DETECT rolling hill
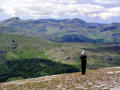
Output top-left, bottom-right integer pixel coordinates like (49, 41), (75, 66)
(0, 17), (120, 82)
(0, 33), (120, 82)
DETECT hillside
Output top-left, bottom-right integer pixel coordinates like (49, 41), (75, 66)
(0, 33), (120, 83)
(0, 17), (120, 42)
(0, 58), (79, 82)
(0, 33), (60, 60)
(0, 67), (120, 90)
(0, 33), (120, 67)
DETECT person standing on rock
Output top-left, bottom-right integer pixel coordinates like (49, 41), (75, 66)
(80, 50), (87, 75)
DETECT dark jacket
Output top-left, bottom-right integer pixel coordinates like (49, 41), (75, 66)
(80, 55), (87, 75)
(80, 55), (87, 64)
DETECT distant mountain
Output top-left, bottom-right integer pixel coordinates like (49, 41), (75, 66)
(0, 17), (120, 42)
(100, 23), (120, 32)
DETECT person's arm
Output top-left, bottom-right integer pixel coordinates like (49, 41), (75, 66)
(85, 55), (87, 64)
(80, 55), (82, 59)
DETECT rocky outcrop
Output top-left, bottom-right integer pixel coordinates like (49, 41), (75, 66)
(0, 50), (6, 60)
(11, 40), (18, 49)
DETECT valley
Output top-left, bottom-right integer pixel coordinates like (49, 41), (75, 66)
(0, 33), (120, 83)
(0, 17), (120, 84)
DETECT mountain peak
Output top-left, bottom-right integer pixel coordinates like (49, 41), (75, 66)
(4, 17), (20, 22)
(72, 18), (86, 23)
(12, 17), (20, 20)
(3, 17), (20, 25)
(7, 17), (20, 21)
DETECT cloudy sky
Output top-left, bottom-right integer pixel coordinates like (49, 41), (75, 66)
(0, 0), (120, 23)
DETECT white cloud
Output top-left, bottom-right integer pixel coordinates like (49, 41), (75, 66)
(0, 0), (120, 21)
(93, 0), (120, 4)
(0, 0), (105, 19)
(90, 7), (120, 20)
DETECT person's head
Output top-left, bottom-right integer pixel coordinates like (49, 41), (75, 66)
(81, 50), (86, 55)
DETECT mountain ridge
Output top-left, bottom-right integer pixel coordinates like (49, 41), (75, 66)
(0, 17), (120, 43)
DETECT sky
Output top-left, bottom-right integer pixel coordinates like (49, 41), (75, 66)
(0, 0), (120, 23)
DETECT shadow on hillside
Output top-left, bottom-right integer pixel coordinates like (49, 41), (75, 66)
(0, 58), (80, 82)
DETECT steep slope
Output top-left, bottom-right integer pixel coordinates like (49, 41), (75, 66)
(0, 67), (120, 90)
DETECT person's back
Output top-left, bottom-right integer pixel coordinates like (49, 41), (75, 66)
(80, 51), (87, 75)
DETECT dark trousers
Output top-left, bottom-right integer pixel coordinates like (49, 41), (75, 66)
(81, 62), (86, 75)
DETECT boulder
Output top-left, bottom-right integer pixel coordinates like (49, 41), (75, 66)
(65, 57), (71, 60)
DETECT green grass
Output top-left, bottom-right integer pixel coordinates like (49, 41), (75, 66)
(0, 33), (120, 82)
(0, 58), (79, 82)
(0, 33), (60, 60)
